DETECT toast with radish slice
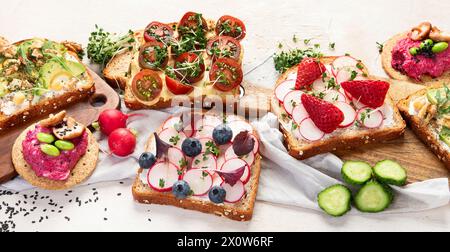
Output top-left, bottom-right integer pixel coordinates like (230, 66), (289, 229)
(271, 55), (406, 160)
(397, 84), (450, 170)
(132, 111), (261, 221)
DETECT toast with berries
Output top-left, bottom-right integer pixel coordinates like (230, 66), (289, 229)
(271, 56), (406, 160)
(132, 111), (261, 221)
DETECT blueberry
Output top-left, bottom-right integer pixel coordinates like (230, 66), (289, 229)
(208, 186), (226, 204)
(213, 124), (233, 145)
(181, 138), (202, 157)
(138, 152), (156, 169)
(172, 180), (191, 199)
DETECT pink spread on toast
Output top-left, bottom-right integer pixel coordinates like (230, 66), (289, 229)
(22, 125), (88, 181)
(391, 37), (450, 80)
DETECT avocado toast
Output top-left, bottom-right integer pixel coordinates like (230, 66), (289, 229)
(0, 38), (95, 133)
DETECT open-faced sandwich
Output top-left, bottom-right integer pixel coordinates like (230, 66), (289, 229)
(12, 111), (99, 190)
(0, 37), (95, 133)
(271, 55), (406, 160)
(398, 84), (450, 170)
(132, 110), (261, 221)
(382, 22), (450, 85)
(101, 12), (246, 110)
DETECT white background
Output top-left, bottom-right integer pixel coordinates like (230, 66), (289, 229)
(0, 0), (449, 231)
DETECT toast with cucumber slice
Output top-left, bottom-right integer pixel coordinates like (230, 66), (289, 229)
(271, 55), (406, 160)
(397, 84), (450, 170)
(0, 38), (95, 133)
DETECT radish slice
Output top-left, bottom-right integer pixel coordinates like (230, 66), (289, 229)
(216, 156), (227, 172)
(283, 90), (303, 115)
(228, 120), (254, 140)
(275, 79), (296, 103)
(357, 108), (384, 128)
(192, 153), (217, 170)
(352, 98), (366, 110)
(167, 147), (186, 167)
(286, 72), (298, 81)
(325, 64), (335, 77)
(334, 102), (357, 128)
(199, 115), (222, 129)
(221, 181), (245, 203)
(162, 116), (182, 130)
(292, 105), (309, 125)
(182, 169), (213, 196)
(158, 128), (186, 148)
(299, 118), (325, 141)
(291, 127), (306, 141)
(198, 137), (214, 151)
(323, 90), (346, 104)
(221, 158), (251, 184)
(183, 124), (196, 138)
(224, 146), (255, 166)
(312, 79), (327, 92)
(332, 56), (359, 75)
(147, 162), (180, 192)
(336, 67), (364, 84)
(194, 125), (215, 138)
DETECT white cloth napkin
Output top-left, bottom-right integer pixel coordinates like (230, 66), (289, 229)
(3, 109), (449, 214)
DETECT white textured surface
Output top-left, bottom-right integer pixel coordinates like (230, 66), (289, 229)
(0, 0), (449, 232)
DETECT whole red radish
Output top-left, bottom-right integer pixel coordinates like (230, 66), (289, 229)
(98, 109), (143, 136)
(108, 128), (137, 157)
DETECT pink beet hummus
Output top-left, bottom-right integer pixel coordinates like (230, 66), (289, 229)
(391, 37), (450, 80)
(22, 125), (88, 181)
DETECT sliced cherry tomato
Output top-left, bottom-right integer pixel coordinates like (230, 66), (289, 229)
(215, 15), (246, 40)
(165, 75), (194, 95)
(209, 58), (243, 92)
(139, 41), (169, 70)
(144, 21), (174, 43)
(131, 69), (163, 102)
(178, 12), (207, 35)
(174, 52), (205, 84)
(206, 36), (241, 61)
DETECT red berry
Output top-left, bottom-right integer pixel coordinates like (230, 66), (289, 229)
(301, 94), (344, 133)
(295, 58), (326, 90)
(341, 80), (390, 108)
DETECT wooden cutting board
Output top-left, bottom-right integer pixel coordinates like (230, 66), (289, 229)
(0, 69), (121, 184)
(240, 78), (450, 185)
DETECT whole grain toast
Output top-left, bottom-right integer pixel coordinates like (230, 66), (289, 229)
(0, 39), (95, 134)
(12, 123), (99, 190)
(397, 84), (450, 170)
(271, 56), (406, 160)
(103, 19), (244, 111)
(381, 32), (450, 86)
(132, 112), (262, 221)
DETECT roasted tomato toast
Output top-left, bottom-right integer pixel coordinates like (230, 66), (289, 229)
(101, 12), (247, 110)
(271, 55), (406, 160)
(132, 110), (261, 221)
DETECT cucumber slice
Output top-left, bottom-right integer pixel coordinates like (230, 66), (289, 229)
(373, 160), (407, 186)
(341, 161), (373, 185)
(317, 184), (352, 217)
(354, 181), (393, 213)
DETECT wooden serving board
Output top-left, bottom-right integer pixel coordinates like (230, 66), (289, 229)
(240, 78), (450, 185)
(0, 69), (121, 184)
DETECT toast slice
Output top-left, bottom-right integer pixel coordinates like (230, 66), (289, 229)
(132, 112), (262, 221)
(271, 56), (406, 160)
(103, 18), (244, 111)
(0, 38), (95, 134)
(397, 84), (450, 170)
(381, 32), (450, 86)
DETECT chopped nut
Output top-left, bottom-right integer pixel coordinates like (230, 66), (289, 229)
(429, 26), (450, 42)
(410, 22), (432, 41)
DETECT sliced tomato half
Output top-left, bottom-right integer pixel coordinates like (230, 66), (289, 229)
(178, 12), (207, 35)
(138, 41), (168, 70)
(209, 58), (243, 92)
(165, 75), (194, 95)
(206, 36), (241, 61)
(215, 15), (246, 40)
(173, 52), (205, 84)
(144, 21), (174, 43)
(131, 69), (163, 102)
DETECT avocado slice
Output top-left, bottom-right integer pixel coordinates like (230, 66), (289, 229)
(38, 59), (86, 92)
(439, 126), (450, 147)
(427, 88), (446, 105)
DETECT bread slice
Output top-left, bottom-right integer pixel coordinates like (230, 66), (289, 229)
(381, 32), (450, 85)
(271, 56), (406, 160)
(0, 39), (95, 134)
(11, 124), (99, 190)
(132, 113), (262, 221)
(103, 19), (244, 111)
(397, 85), (450, 170)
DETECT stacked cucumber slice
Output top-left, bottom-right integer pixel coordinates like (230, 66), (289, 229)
(318, 160), (407, 217)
